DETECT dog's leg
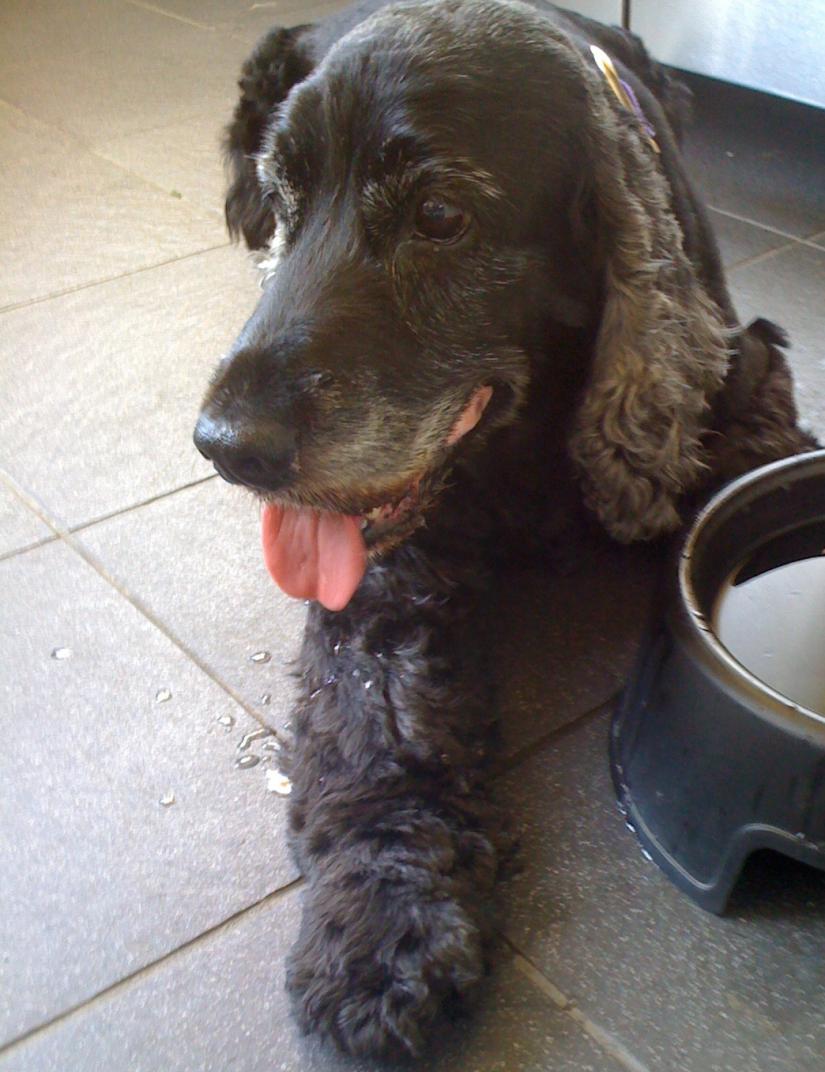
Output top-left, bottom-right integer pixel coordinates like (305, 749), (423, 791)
(283, 544), (507, 1059)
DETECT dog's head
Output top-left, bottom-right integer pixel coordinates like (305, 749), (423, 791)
(195, 0), (729, 608)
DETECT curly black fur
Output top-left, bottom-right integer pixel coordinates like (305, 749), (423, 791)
(197, 0), (817, 1059)
(284, 543), (508, 1059)
(224, 25), (315, 248)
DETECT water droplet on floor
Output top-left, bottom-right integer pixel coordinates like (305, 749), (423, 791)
(155, 688), (172, 704)
(262, 740), (282, 753)
(237, 727), (271, 752)
(333, 641), (341, 655)
(266, 770), (292, 795)
(216, 714), (235, 731)
(51, 647), (72, 660)
(260, 693), (271, 705)
(250, 650), (271, 664)
(236, 754), (260, 770)
(159, 790), (176, 807)
(364, 680), (373, 690)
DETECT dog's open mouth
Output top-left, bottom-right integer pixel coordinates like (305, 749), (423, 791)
(261, 386), (493, 611)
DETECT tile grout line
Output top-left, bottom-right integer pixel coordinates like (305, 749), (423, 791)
(0, 877), (305, 1058)
(1, 93), (226, 219)
(81, 110), (217, 143)
(725, 237), (804, 275)
(0, 468), (64, 536)
(708, 205), (825, 264)
(2, 879), (646, 1071)
(0, 468), (216, 542)
(82, 112), (228, 217)
(67, 474), (218, 535)
(90, 138), (226, 218)
(496, 711), (655, 1071)
(707, 203), (802, 242)
(225, 0), (358, 42)
(0, 467), (282, 741)
(123, 0), (216, 31)
(0, 467), (64, 560)
(0, 243), (232, 316)
(0, 534), (59, 564)
(65, 531), (287, 740)
(506, 940), (651, 1072)
(494, 696), (616, 780)
(91, 156), (225, 222)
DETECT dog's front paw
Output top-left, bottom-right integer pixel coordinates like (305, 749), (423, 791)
(286, 879), (485, 1060)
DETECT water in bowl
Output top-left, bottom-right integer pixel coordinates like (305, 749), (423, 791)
(713, 525), (825, 716)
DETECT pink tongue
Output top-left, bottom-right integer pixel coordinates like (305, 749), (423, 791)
(261, 504), (367, 611)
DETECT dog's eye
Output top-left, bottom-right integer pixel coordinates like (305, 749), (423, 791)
(413, 198), (468, 243)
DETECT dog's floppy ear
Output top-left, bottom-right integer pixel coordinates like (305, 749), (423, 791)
(567, 61), (731, 542)
(224, 26), (315, 250)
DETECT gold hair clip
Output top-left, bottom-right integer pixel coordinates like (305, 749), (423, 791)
(590, 44), (661, 153)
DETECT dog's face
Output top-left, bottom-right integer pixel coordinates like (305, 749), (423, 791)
(195, 4), (597, 555)
(195, 0), (730, 606)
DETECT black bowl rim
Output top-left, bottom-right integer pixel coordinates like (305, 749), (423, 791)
(677, 448), (825, 735)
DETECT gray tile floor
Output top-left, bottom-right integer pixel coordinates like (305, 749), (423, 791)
(1, 3), (824, 1070)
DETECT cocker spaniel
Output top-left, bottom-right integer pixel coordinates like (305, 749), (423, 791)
(194, 0), (815, 1058)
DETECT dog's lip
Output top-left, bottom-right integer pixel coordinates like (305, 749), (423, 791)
(257, 383), (495, 545)
(358, 476), (426, 544)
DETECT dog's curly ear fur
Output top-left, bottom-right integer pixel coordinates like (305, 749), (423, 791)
(566, 66), (731, 542)
(224, 25), (315, 250)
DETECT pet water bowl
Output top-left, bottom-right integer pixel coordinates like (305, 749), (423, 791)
(612, 449), (825, 912)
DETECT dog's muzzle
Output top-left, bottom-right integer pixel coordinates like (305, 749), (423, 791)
(194, 384), (493, 612)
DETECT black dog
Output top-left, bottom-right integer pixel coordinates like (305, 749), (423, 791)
(194, 0), (814, 1058)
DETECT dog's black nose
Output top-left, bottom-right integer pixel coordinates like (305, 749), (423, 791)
(193, 412), (297, 490)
